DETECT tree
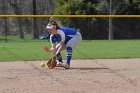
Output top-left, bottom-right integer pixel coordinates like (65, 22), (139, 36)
(8, 0), (24, 39)
(36, 0), (55, 35)
(54, 0), (98, 40)
(97, 0), (140, 39)
(32, 0), (55, 39)
(125, 0), (140, 14)
(0, 0), (139, 40)
(1, 0), (9, 42)
(96, 0), (127, 40)
(109, 0), (113, 40)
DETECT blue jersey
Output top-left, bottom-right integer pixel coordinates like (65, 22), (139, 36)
(50, 27), (77, 44)
(59, 27), (77, 36)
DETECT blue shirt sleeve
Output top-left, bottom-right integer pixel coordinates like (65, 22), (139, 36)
(50, 34), (62, 44)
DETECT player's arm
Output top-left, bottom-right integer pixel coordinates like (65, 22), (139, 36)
(44, 35), (56, 53)
(57, 30), (65, 46)
(50, 43), (56, 52)
(49, 34), (57, 52)
(54, 30), (66, 55)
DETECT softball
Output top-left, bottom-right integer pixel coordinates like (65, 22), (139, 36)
(40, 63), (45, 68)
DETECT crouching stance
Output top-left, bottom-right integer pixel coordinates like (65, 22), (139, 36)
(46, 20), (82, 69)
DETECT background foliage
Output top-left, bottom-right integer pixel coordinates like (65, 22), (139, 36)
(0, 0), (140, 40)
(54, 0), (140, 40)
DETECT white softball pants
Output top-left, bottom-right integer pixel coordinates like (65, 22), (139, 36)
(66, 32), (82, 48)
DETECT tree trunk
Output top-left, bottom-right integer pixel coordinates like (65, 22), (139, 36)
(2, 1), (9, 42)
(4, 18), (8, 42)
(33, 0), (39, 39)
(109, 0), (113, 40)
(109, 18), (113, 40)
(17, 18), (24, 39)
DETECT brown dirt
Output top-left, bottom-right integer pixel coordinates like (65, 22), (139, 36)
(0, 59), (140, 93)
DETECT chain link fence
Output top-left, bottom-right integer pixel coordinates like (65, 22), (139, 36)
(0, 16), (140, 42)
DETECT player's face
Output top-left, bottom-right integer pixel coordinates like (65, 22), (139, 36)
(47, 28), (57, 34)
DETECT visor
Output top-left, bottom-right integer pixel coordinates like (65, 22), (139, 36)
(46, 24), (55, 29)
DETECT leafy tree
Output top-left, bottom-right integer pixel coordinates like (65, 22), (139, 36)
(0, 0), (140, 40)
(54, 0), (98, 40)
(54, 0), (140, 40)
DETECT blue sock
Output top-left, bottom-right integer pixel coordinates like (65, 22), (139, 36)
(56, 53), (63, 63)
(66, 47), (72, 65)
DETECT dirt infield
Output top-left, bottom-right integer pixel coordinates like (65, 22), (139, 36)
(0, 59), (140, 93)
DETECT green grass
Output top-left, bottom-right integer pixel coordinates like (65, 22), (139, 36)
(0, 39), (140, 61)
(73, 40), (140, 59)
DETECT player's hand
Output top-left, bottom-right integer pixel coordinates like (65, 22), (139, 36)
(44, 46), (51, 52)
(44, 46), (53, 53)
(60, 42), (65, 46)
(50, 48), (56, 52)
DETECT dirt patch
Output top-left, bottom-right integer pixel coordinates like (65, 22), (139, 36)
(0, 59), (140, 93)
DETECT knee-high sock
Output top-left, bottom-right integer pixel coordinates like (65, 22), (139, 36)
(66, 47), (72, 65)
(56, 53), (63, 63)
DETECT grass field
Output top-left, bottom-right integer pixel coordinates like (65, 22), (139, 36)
(0, 39), (140, 61)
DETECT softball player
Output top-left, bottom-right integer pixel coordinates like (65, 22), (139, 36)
(46, 20), (82, 69)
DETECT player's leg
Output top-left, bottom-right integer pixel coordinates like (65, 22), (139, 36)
(64, 32), (82, 69)
(55, 44), (66, 66)
(55, 44), (63, 63)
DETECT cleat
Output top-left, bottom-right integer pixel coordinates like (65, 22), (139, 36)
(56, 62), (64, 67)
(63, 63), (70, 69)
